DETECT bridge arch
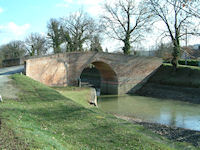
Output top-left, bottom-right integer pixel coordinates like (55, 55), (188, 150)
(79, 61), (119, 94)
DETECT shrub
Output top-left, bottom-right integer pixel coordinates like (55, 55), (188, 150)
(163, 59), (200, 67)
(179, 59), (199, 66)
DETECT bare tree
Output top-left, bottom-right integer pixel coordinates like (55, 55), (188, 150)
(101, 0), (152, 55)
(61, 11), (101, 52)
(179, 0), (200, 19)
(25, 33), (48, 56)
(147, 0), (200, 69)
(47, 18), (64, 54)
(0, 40), (25, 59)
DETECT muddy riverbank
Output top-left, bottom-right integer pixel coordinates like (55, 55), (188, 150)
(136, 83), (200, 104)
(136, 64), (200, 104)
(132, 65), (200, 146)
(116, 115), (200, 147)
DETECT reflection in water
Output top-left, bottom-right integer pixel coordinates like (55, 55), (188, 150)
(98, 95), (200, 131)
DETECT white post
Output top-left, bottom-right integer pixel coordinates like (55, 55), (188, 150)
(90, 88), (98, 107)
(0, 95), (3, 102)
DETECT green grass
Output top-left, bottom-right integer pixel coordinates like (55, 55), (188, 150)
(0, 74), (197, 149)
(54, 86), (92, 108)
(149, 64), (200, 88)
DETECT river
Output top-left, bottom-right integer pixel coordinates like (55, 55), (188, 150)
(98, 95), (200, 131)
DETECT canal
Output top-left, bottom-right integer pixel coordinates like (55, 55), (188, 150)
(98, 95), (200, 131)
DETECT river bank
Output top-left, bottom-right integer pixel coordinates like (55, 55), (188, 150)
(1, 74), (186, 149)
(136, 64), (200, 104)
(136, 83), (200, 104)
(131, 64), (200, 146)
(115, 115), (200, 147)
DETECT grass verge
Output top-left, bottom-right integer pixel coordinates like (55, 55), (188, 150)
(0, 74), (197, 149)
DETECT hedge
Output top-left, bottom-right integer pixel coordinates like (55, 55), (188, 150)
(163, 59), (200, 67)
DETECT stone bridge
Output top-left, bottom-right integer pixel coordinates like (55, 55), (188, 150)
(25, 52), (162, 95)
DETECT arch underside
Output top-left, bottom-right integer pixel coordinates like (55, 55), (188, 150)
(81, 61), (118, 95)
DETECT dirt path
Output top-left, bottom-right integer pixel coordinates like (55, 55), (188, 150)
(0, 66), (24, 99)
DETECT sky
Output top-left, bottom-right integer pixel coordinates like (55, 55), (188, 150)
(0, 0), (199, 52)
(0, 0), (102, 43)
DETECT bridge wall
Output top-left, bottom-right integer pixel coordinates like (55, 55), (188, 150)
(25, 52), (162, 95)
(25, 55), (67, 86)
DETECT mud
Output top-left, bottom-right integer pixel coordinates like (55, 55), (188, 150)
(116, 115), (200, 147)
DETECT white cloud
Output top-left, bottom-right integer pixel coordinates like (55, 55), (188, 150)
(56, 0), (106, 17)
(56, 3), (69, 8)
(0, 22), (30, 44)
(87, 4), (103, 17)
(0, 7), (3, 13)
(76, 0), (106, 17)
(56, 0), (73, 8)
(39, 32), (46, 37)
(7, 22), (30, 36)
(77, 0), (104, 5)
(64, 0), (73, 3)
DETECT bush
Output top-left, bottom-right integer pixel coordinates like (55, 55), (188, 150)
(178, 59), (199, 66)
(163, 59), (200, 67)
(163, 60), (171, 63)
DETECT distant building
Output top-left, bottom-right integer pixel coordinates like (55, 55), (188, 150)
(192, 44), (200, 50)
(181, 44), (200, 59)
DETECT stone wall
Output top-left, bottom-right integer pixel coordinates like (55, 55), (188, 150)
(25, 52), (162, 94)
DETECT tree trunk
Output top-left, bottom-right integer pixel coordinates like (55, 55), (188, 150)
(123, 33), (131, 55)
(171, 44), (180, 71)
(171, 56), (178, 71)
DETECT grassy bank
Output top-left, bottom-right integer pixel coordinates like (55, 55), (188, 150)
(149, 64), (200, 88)
(0, 74), (196, 149)
(136, 64), (200, 103)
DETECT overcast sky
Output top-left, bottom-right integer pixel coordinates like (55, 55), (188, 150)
(0, 0), (199, 52)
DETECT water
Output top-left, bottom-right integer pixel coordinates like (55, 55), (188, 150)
(98, 95), (200, 131)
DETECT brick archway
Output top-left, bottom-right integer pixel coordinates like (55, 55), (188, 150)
(79, 61), (118, 94)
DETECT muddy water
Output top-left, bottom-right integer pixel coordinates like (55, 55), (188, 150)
(98, 95), (200, 131)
